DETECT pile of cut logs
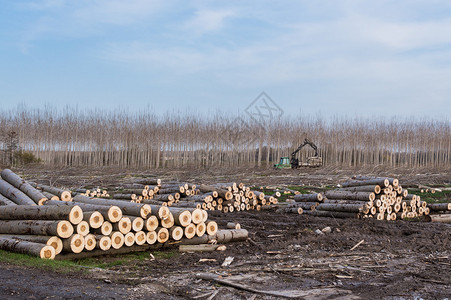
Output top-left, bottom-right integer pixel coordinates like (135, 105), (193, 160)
(75, 180), (278, 213)
(280, 176), (444, 221)
(0, 169), (248, 259)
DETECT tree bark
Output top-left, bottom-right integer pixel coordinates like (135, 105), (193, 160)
(62, 234), (84, 253)
(0, 205), (82, 225)
(294, 193), (323, 202)
(0, 169), (47, 205)
(73, 195), (150, 219)
(0, 237), (55, 259)
(0, 234), (62, 255)
(0, 179), (36, 206)
(324, 191), (375, 201)
(33, 184), (72, 202)
(0, 220), (73, 238)
(0, 193), (17, 206)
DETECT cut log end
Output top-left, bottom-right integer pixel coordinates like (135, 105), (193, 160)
(47, 236), (63, 255)
(206, 221), (218, 236)
(157, 228), (169, 244)
(110, 232), (125, 249)
(57, 221), (74, 239)
(135, 231), (147, 245)
(124, 232), (135, 247)
(196, 223), (206, 237)
(69, 206), (83, 225)
(146, 231), (157, 245)
(170, 226), (184, 241)
(76, 221), (90, 236)
(184, 224), (196, 239)
(146, 216), (158, 232)
(84, 234), (96, 251)
(40, 245), (56, 259)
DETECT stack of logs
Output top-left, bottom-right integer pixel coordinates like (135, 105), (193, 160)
(281, 176), (441, 221)
(72, 180), (279, 213)
(0, 169), (248, 259)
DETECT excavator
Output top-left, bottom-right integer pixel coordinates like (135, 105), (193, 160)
(274, 138), (322, 169)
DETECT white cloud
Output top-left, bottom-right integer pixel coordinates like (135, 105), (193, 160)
(183, 9), (236, 36)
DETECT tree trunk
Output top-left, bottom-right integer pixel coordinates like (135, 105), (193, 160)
(0, 169), (47, 205)
(0, 220), (73, 238)
(0, 193), (16, 206)
(0, 205), (82, 225)
(427, 203), (451, 212)
(0, 179), (36, 206)
(335, 185), (381, 194)
(62, 234), (84, 253)
(33, 184), (72, 202)
(73, 195), (150, 219)
(44, 200), (122, 223)
(341, 178), (390, 188)
(0, 237), (55, 259)
(324, 191), (375, 201)
(294, 193), (323, 202)
(316, 203), (370, 213)
(0, 234), (62, 255)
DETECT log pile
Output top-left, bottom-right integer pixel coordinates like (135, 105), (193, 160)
(64, 180), (279, 214)
(280, 176), (437, 221)
(0, 170), (251, 259)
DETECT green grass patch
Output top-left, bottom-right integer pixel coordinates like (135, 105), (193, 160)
(407, 189), (451, 203)
(0, 248), (179, 272)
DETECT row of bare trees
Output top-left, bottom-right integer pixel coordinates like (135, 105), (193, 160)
(0, 106), (449, 169)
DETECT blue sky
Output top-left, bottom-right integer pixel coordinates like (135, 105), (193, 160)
(1, 0), (451, 118)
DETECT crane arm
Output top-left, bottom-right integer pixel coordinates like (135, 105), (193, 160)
(290, 139), (318, 158)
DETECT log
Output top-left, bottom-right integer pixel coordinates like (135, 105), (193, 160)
(293, 193), (323, 202)
(166, 208), (191, 227)
(0, 169), (47, 205)
(323, 199), (372, 205)
(199, 185), (233, 200)
(0, 234), (62, 255)
(83, 211), (104, 229)
(124, 232), (135, 247)
(156, 227), (169, 243)
(169, 226), (184, 241)
(160, 213), (175, 228)
(112, 217), (131, 234)
(287, 202), (318, 211)
(72, 195), (150, 219)
(0, 179), (37, 206)
(303, 210), (359, 218)
(427, 203), (451, 212)
(95, 235), (112, 251)
(62, 234), (84, 253)
(41, 192), (59, 201)
(84, 234), (96, 251)
(152, 194), (175, 202)
(0, 205), (83, 225)
(146, 231), (157, 244)
(341, 178), (389, 188)
(316, 203), (370, 214)
(324, 191), (375, 201)
(128, 216), (144, 232)
(44, 200), (122, 223)
(336, 185), (381, 194)
(110, 232), (125, 249)
(196, 222), (206, 237)
(136, 178), (161, 186)
(428, 214), (451, 223)
(0, 220), (73, 238)
(277, 207), (303, 214)
(184, 223), (196, 239)
(226, 222), (240, 230)
(145, 216), (159, 232)
(112, 193), (136, 200)
(179, 244), (224, 252)
(34, 184), (72, 202)
(0, 237), (55, 259)
(0, 193), (16, 206)
(135, 231), (147, 245)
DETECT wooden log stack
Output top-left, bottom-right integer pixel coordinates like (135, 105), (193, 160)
(278, 176), (438, 221)
(0, 170), (253, 260)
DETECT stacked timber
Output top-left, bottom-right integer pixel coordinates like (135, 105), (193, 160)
(279, 176), (434, 221)
(0, 170), (250, 259)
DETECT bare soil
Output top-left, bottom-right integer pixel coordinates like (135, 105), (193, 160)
(0, 167), (450, 299)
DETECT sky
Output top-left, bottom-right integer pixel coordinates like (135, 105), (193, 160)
(0, 0), (451, 119)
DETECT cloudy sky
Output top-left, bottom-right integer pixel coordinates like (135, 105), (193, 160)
(1, 0), (450, 118)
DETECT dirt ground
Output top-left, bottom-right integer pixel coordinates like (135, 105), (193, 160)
(0, 166), (450, 299)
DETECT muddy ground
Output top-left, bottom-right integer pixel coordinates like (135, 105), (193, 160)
(0, 167), (450, 299)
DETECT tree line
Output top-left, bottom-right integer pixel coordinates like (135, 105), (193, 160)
(0, 106), (449, 169)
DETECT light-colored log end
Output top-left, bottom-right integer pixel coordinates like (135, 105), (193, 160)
(76, 221), (90, 236)
(146, 231), (157, 245)
(135, 231), (146, 245)
(57, 221), (74, 239)
(124, 232), (135, 247)
(110, 232), (124, 249)
(146, 216), (158, 232)
(84, 234), (96, 251)
(40, 245), (56, 259)
(69, 205), (83, 225)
